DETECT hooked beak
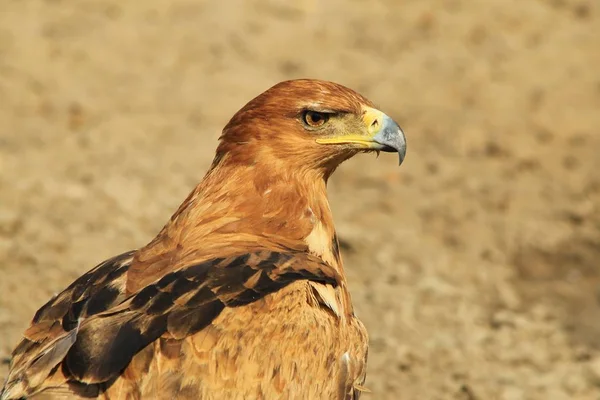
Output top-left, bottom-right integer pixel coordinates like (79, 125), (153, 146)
(369, 110), (407, 165)
(315, 106), (407, 165)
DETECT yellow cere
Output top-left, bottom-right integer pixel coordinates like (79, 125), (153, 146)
(315, 106), (386, 147)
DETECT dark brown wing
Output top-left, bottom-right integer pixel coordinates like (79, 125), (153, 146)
(1, 251), (136, 400)
(1, 249), (339, 399)
(1, 251), (136, 399)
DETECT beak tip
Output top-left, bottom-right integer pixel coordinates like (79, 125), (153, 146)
(398, 137), (407, 166)
(373, 115), (406, 166)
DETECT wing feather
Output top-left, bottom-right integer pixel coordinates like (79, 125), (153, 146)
(1, 249), (339, 399)
(1, 251), (135, 400)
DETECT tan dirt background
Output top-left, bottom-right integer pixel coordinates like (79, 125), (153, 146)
(1, 0), (599, 399)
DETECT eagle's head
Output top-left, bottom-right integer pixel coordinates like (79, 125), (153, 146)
(216, 79), (406, 179)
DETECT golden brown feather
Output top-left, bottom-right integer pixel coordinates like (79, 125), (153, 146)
(1, 79), (406, 400)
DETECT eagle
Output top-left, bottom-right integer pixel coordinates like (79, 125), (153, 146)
(1, 79), (406, 400)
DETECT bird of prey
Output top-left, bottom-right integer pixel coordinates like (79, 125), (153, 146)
(1, 79), (406, 400)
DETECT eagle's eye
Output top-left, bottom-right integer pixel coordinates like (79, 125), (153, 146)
(302, 110), (329, 128)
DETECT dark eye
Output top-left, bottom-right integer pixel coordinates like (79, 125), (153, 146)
(303, 111), (329, 127)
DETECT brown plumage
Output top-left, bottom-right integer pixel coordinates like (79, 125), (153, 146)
(1, 79), (406, 400)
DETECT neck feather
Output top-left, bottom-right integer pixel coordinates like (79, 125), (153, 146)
(153, 154), (340, 268)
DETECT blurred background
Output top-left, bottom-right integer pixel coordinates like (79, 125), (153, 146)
(1, 0), (599, 398)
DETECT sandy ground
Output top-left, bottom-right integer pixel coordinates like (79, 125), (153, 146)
(1, 0), (599, 398)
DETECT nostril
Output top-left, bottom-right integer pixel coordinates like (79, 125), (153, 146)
(371, 119), (379, 129)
